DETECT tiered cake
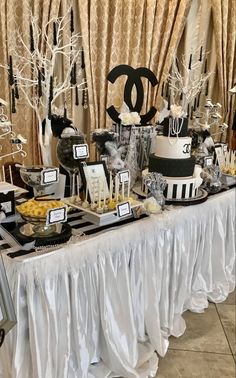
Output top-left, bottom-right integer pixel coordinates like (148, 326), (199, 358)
(147, 116), (202, 200)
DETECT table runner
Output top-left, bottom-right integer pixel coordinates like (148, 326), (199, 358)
(0, 189), (235, 378)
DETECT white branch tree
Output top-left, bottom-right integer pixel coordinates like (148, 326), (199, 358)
(163, 48), (212, 115)
(0, 7), (86, 165)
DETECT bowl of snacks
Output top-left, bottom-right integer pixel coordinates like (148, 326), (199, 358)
(19, 165), (58, 195)
(16, 197), (67, 237)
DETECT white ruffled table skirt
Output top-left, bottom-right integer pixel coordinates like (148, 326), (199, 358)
(0, 189), (235, 378)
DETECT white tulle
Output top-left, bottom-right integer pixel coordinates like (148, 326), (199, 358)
(0, 189), (235, 378)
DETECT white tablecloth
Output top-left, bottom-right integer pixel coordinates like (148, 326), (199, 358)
(0, 189), (235, 378)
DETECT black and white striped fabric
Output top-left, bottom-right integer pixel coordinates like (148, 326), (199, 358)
(0, 209), (147, 258)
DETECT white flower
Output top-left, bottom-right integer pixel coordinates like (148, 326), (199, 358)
(118, 111), (141, 125)
(202, 123), (210, 131)
(17, 134), (27, 143)
(143, 197), (161, 214)
(170, 104), (184, 118)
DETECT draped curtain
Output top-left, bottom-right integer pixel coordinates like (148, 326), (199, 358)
(211, 0), (236, 146)
(1, 0), (235, 165)
(77, 0), (192, 135)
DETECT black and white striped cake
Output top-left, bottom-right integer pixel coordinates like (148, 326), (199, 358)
(144, 116), (202, 200)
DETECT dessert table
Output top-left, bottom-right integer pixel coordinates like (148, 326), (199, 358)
(0, 189), (235, 378)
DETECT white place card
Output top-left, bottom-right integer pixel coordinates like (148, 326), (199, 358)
(204, 156), (213, 167)
(215, 146), (225, 169)
(222, 144), (228, 153)
(46, 206), (67, 226)
(41, 168), (59, 185)
(116, 201), (131, 218)
(100, 155), (109, 163)
(0, 201), (12, 214)
(73, 144), (89, 159)
(118, 170), (130, 184)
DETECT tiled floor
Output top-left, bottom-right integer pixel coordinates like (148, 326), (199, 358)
(157, 290), (236, 377)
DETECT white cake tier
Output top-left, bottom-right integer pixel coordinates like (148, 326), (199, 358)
(155, 135), (192, 159)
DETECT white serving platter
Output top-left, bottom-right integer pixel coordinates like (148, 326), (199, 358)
(64, 197), (144, 226)
(0, 182), (28, 196)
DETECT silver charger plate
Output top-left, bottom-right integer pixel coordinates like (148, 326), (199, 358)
(132, 182), (208, 206)
(165, 188), (208, 206)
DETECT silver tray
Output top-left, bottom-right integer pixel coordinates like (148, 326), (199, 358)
(132, 183), (208, 206)
(165, 188), (208, 206)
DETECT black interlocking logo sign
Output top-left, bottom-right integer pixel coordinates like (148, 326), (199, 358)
(106, 65), (158, 125)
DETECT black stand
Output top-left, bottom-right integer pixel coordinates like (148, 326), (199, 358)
(0, 328), (5, 347)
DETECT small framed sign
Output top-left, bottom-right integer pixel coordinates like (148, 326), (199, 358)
(0, 254), (17, 344)
(222, 144), (228, 153)
(46, 206), (67, 226)
(73, 144), (89, 159)
(79, 161), (110, 203)
(204, 156), (213, 167)
(41, 168), (59, 185)
(116, 201), (131, 218)
(118, 170), (130, 184)
(100, 155), (109, 164)
(215, 146), (225, 169)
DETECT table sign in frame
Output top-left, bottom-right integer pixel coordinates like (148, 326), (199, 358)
(41, 168), (59, 185)
(46, 206), (67, 226)
(0, 253), (17, 345)
(118, 169), (130, 184)
(79, 161), (110, 203)
(73, 144), (89, 159)
(204, 156), (213, 167)
(116, 201), (131, 218)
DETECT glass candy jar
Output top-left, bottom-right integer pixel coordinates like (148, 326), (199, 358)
(56, 129), (85, 197)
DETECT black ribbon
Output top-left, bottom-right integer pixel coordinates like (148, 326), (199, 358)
(11, 88), (16, 113)
(0, 329), (5, 348)
(188, 54), (192, 70)
(204, 59), (208, 74)
(8, 56), (14, 86)
(75, 86), (79, 106)
(14, 76), (19, 99)
(205, 81), (209, 96)
(81, 49), (85, 69)
(199, 46), (203, 62)
(38, 69), (42, 97)
(30, 24), (34, 52)
(49, 76), (53, 100)
(53, 22), (57, 45)
(70, 9), (74, 33)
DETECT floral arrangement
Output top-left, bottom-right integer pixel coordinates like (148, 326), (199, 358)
(118, 111), (141, 125)
(170, 104), (184, 119)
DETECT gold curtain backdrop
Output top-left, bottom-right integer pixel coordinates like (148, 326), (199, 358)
(78, 0), (192, 132)
(211, 0), (236, 147)
(0, 0), (235, 165)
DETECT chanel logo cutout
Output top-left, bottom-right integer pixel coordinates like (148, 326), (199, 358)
(106, 64), (158, 125)
(183, 143), (191, 154)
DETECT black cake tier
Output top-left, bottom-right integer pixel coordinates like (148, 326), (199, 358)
(162, 117), (188, 137)
(149, 154), (195, 177)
